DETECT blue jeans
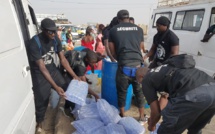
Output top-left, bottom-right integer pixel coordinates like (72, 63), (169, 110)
(158, 83), (215, 134)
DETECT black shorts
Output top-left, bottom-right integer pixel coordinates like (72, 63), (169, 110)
(116, 67), (144, 108)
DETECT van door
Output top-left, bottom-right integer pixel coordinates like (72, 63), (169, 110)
(197, 7), (215, 77)
(0, 0), (35, 133)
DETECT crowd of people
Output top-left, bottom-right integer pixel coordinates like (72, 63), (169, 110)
(27, 9), (215, 134)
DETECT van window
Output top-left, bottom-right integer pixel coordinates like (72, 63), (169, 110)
(153, 12), (172, 27)
(173, 10), (204, 32)
(12, 0), (30, 44)
(210, 7), (215, 26)
(28, 5), (39, 33)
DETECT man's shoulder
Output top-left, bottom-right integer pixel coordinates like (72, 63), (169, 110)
(168, 30), (178, 38)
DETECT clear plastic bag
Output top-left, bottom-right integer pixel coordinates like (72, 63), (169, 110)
(78, 103), (101, 120)
(72, 118), (104, 134)
(97, 99), (121, 125)
(94, 126), (106, 134)
(105, 123), (126, 134)
(65, 80), (88, 106)
(71, 104), (82, 120)
(86, 74), (98, 91)
(118, 117), (145, 134)
(72, 131), (81, 134)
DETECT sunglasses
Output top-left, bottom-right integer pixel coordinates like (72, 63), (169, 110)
(47, 30), (56, 35)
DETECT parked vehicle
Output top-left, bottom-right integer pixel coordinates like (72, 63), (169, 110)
(0, 0), (38, 133)
(146, 0), (215, 78)
(56, 24), (80, 45)
(77, 27), (86, 38)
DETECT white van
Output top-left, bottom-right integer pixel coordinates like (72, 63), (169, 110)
(146, 0), (215, 78)
(0, 0), (38, 133)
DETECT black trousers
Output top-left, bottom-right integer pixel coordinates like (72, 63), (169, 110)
(32, 69), (68, 123)
(158, 83), (215, 134)
(116, 67), (144, 108)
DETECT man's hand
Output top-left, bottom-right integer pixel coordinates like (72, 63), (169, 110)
(55, 86), (66, 98)
(73, 75), (81, 81)
(143, 55), (148, 61)
(148, 117), (156, 131)
(93, 94), (100, 101)
(111, 58), (117, 62)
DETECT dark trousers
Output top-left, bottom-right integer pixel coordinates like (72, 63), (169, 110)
(32, 69), (68, 123)
(116, 68), (144, 108)
(158, 83), (215, 134)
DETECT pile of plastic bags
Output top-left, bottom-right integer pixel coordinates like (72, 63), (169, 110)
(71, 99), (145, 134)
(65, 80), (145, 134)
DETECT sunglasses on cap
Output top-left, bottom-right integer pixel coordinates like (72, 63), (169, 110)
(47, 30), (56, 35)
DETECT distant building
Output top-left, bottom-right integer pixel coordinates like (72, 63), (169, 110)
(36, 13), (71, 25)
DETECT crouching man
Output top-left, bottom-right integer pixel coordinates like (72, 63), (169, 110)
(62, 48), (105, 101)
(136, 54), (215, 134)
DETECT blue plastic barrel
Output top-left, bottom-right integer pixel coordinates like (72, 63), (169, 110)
(101, 59), (133, 111)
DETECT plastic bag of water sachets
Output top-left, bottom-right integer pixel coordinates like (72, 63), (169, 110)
(65, 80), (88, 106)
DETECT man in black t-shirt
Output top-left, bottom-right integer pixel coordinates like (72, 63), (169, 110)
(102, 17), (119, 62)
(136, 54), (215, 134)
(27, 18), (80, 132)
(129, 17), (135, 24)
(144, 16), (179, 68)
(109, 9), (147, 124)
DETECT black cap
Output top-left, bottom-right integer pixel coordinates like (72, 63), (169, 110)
(156, 16), (170, 26)
(41, 18), (57, 31)
(117, 10), (129, 19)
(129, 17), (134, 21)
(110, 17), (119, 27)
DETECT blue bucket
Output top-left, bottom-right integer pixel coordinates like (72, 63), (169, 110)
(74, 46), (86, 51)
(86, 70), (102, 78)
(101, 59), (133, 111)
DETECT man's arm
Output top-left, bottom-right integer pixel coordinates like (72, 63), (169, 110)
(104, 39), (116, 62)
(58, 51), (80, 80)
(170, 45), (179, 56)
(143, 43), (157, 61)
(109, 41), (117, 60)
(36, 59), (65, 97)
(148, 100), (161, 131)
(140, 41), (146, 53)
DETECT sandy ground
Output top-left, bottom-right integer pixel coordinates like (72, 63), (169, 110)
(41, 93), (215, 134)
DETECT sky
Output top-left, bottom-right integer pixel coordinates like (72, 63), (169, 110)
(30, 0), (158, 25)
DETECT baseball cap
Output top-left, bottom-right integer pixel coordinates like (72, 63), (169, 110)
(41, 18), (57, 31)
(117, 10), (129, 19)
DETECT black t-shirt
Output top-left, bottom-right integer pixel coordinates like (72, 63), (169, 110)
(65, 48), (89, 77)
(153, 29), (179, 63)
(28, 33), (62, 74)
(109, 22), (144, 67)
(142, 65), (215, 104)
(102, 26), (110, 41)
(73, 49), (89, 76)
